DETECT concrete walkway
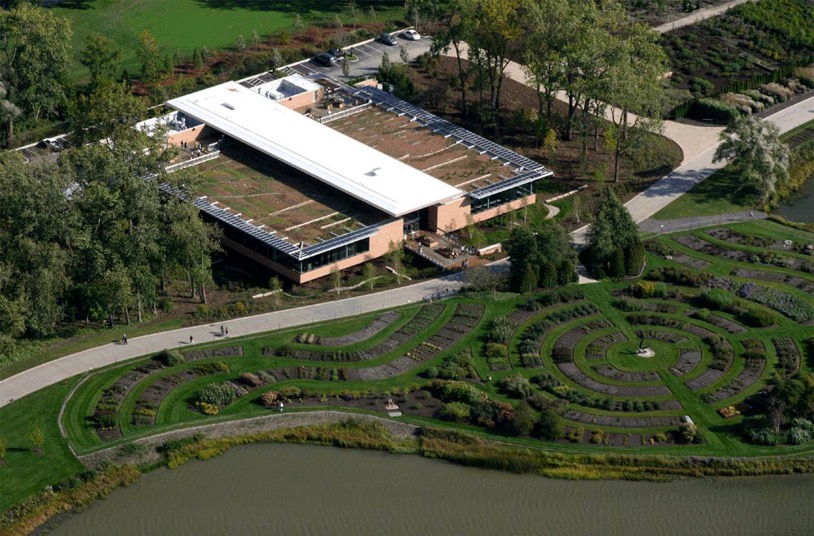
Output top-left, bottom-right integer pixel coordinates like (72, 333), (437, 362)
(653, 0), (754, 34)
(638, 211), (767, 235)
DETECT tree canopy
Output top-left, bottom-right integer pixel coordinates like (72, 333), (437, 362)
(507, 222), (577, 293)
(713, 115), (791, 207)
(582, 188), (643, 278)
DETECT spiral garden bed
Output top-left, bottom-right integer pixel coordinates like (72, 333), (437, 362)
(63, 221), (813, 458)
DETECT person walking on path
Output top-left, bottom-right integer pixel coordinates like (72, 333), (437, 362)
(220, 325), (225, 337)
(189, 335), (194, 345)
(121, 333), (128, 345)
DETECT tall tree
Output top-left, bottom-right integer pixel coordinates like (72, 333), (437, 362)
(0, 3), (72, 144)
(69, 80), (146, 147)
(713, 115), (790, 207)
(604, 21), (667, 183)
(80, 32), (122, 88)
(432, 0), (476, 117)
(522, 0), (570, 123)
(137, 29), (163, 86)
(584, 187), (641, 277)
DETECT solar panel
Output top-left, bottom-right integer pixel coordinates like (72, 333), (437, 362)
(468, 170), (553, 200)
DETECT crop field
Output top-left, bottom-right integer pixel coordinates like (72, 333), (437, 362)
(46, 0), (406, 80)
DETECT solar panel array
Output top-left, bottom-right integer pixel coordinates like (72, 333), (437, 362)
(352, 86), (554, 200)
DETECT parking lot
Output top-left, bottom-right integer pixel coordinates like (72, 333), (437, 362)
(287, 30), (434, 80)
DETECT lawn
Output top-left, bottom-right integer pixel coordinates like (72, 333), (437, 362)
(651, 166), (756, 219)
(3, 219), (813, 520)
(47, 0), (406, 81)
(653, 119), (814, 220)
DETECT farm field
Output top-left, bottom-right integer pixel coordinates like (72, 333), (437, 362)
(3, 220), (812, 515)
(46, 0), (405, 80)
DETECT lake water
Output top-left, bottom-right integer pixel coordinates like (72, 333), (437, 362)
(45, 444), (814, 536)
(775, 175), (814, 223)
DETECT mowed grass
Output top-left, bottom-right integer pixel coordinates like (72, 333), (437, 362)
(652, 166), (756, 219)
(653, 119), (814, 220)
(0, 381), (85, 513)
(47, 0), (405, 81)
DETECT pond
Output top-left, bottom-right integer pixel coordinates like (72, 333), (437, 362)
(43, 444), (813, 535)
(775, 174), (814, 223)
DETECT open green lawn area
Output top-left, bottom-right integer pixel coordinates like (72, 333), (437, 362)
(2, 219), (813, 517)
(653, 119), (814, 220)
(652, 166), (756, 219)
(47, 0), (405, 81)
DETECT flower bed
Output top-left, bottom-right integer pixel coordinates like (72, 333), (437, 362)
(670, 348), (703, 377)
(707, 277), (814, 322)
(772, 337), (802, 377)
(313, 311), (401, 346)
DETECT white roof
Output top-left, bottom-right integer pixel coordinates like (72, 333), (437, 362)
(167, 81), (462, 217)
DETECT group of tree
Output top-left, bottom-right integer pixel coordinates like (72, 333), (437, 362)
(741, 372), (814, 446)
(506, 222), (578, 293)
(580, 187), (644, 279)
(0, 80), (220, 354)
(431, 0), (668, 181)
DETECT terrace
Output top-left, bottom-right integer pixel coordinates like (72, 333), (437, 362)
(194, 144), (390, 246)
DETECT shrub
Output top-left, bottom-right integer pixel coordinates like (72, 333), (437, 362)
(788, 427), (811, 445)
(278, 386), (302, 400)
(486, 316), (515, 345)
(156, 349), (185, 367)
(239, 372), (264, 388)
(614, 297), (644, 312)
(497, 375), (534, 399)
(436, 381), (485, 405)
(695, 308), (710, 321)
(437, 401), (471, 421)
(700, 288), (737, 312)
(196, 382), (238, 408)
(534, 408), (563, 440)
(485, 342), (508, 359)
(503, 401), (536, 437)
(259, 391), (279, 406)
(195, 401), (219, 415)
(740, 308), (777, 327)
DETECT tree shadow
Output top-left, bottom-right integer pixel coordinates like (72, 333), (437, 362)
(192, 0), (364, 13)
(44, 0), (96, 10)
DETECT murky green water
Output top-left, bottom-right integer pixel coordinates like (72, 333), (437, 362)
(775, 175), (814, 223)
(45, 444), (813, 536)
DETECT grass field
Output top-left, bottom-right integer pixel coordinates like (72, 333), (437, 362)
(47, 0), (406, 81)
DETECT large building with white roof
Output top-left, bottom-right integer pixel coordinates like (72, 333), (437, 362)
(162, 74), (552, 283)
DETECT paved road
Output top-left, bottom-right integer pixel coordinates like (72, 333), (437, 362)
(653, 0), (754, 34)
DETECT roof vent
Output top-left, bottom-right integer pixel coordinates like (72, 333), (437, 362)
(365, 167), (381, 177)
(222, 102), (235, 110)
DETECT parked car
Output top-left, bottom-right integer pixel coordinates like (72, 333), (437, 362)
(376, 32), (398, 46)
(400, 29), (421, 41)
(311, 52), (339, 67)
(328, 48), (344, 58)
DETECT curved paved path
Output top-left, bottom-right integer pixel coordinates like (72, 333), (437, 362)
(653, 0), (754, 34)
(2, 50), (812, 409)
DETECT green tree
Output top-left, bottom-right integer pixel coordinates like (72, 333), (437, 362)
(363, 262), (378, 290)
(713, 115), (791, 207)
(0, 3), (72, 144)
(27, 425), (44, 452)
(269, 276), (282, 307)
(522, 0), (570, 123)
(80, 33), (122, 88)
(506, 401), (536, 437)
(235, 34), (247, 52)
(432, 0), (476, 117)
(604, 21), (668, 183)
(192, 48), (204, 70)
(386, 241), (406, 285)
(535, 407), (563, 440)
(69, 80), (147, 149)
(584, 187), (641, 277)
(137, 29), (163, 86)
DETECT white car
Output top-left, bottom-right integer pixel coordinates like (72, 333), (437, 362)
(400, 29), (421, 41)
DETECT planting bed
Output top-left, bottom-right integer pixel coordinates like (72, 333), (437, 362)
(59, 222), (814, 465)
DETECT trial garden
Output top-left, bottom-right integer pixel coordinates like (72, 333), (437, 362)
(2, 219), (813, 514)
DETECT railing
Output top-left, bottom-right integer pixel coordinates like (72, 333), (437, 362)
(318, 102), (372, 124)
(165, 150), (221, 173)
